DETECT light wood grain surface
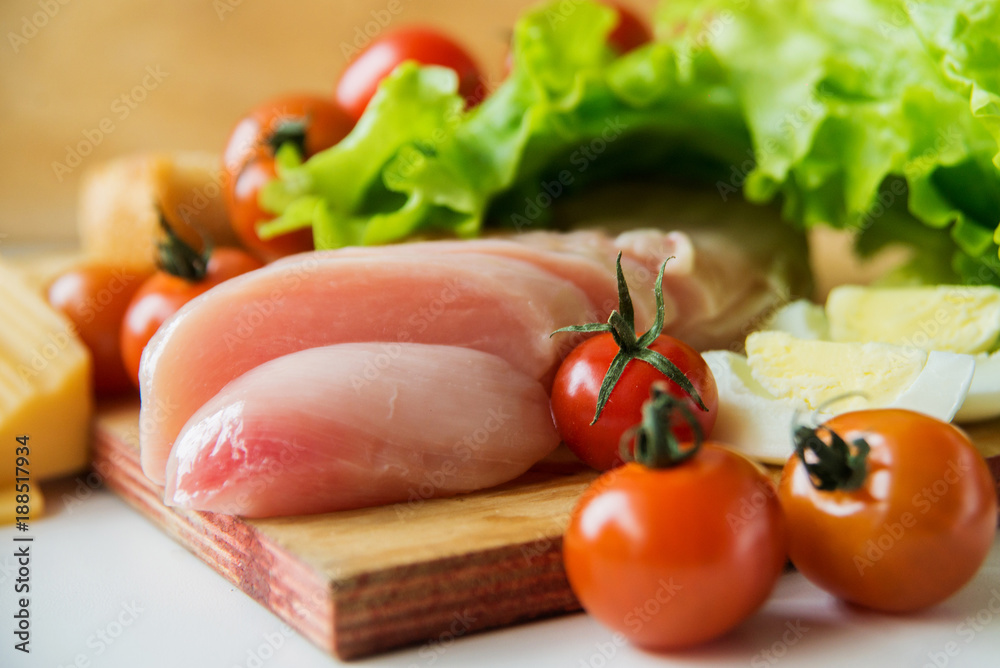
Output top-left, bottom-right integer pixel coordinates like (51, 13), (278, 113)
(0, 0), (658, 244)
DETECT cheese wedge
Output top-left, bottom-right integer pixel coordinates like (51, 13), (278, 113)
(0, 260), (92, 496)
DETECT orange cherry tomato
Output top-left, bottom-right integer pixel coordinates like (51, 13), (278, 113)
(47, 265), (149, 395)
(222, 94), (354, 261)
(564, 446), (787, 650)
(121, 247), (263, 387)
(779, 409), (998, 612)
(336, 26), (484, 121)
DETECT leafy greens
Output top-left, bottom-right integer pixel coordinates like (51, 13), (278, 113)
(261, 0), (1000, 286)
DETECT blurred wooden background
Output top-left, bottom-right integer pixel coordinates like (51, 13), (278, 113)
(0, 0), (657, 245)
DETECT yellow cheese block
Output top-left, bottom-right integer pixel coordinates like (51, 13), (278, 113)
(0, 260), (93, 489)
(826, 285), (1000, 353)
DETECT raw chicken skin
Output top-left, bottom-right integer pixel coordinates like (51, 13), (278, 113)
(164, 344), (559, 517)
(139, 253), (593, 485)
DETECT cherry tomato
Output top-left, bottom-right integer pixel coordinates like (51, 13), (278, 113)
(121, 247), (263, 387)
(779, 409), (998, 612)
(503, 1), (651, 77)
(48, 265), (149, 395)
(336, 27), (484, 121)
(564, 446), (787, 649)
(552, 334), (718, 470)
(606, 1), (652, 54)
(222, 95), (354, 261)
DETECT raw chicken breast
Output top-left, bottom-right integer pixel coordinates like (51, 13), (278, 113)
(139, 253), (592, 485)
(285, 227), (781, 351)
(279, 236), (646, 329)
(515, 228), (790, 351)
(164, 344), (558, 517)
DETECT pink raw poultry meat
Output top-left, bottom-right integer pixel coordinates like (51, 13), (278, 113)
(164, 344), (559, 517)
(279, 228), (779, 351)
(139, 227), (788, 489)
(139, 252), (593, 485)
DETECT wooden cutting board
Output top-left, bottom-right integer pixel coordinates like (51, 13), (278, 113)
(93, 398), (599, 660)
(93, 398), (1000, 660)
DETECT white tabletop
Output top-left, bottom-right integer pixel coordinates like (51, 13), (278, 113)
(2, 482), (999, 668)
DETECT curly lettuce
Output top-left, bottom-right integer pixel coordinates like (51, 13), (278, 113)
(261, 0), (1000, 286)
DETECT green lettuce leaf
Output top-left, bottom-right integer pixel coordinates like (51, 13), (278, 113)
(262, 0), (1000, 286)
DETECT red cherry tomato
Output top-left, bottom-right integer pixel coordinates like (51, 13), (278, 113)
(779, 409), (998, 612)
(336, 26), (484, 121)
(564, 446), (787, 649)
(552, 333), (718, 470)
(503, 1), (651, 77)
(222, 95), (354, 261)
(121, 247), (263, 387)
(606, 1), (652, 54)
(47, 265), (149, 395)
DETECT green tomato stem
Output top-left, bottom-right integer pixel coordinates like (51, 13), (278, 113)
(792, 420), (870, 492)
(551, 252), (707, 425)
(155, 210), (211, 282)
(624, 383), (703, 469)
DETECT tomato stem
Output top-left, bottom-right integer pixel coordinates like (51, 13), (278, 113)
(266, 118), (309, 159)
(155, 210), (211, 282)
(792, 421), (870, 492)
(624, 382), (703, 468)
(552, 252), (707, 425)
